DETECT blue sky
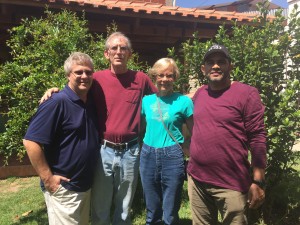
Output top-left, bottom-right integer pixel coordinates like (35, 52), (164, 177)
(176, 0), (288, 8)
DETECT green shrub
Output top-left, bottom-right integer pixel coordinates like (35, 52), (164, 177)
(0, 9), (146, 164)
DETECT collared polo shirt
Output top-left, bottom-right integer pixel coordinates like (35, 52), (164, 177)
(24, 85), (99, 192)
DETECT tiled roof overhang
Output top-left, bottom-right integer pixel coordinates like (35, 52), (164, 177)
(0, 0), (261, 25)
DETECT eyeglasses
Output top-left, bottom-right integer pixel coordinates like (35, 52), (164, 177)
(157, 74), (174, 80)
(108, 45), (129, 53)
(72, 70), (93, 77)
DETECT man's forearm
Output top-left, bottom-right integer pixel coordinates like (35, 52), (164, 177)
(252, 167), (265, 181)
(23, 140), (53, 182)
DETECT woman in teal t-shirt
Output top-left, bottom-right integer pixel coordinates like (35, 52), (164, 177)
(140, 58), (193, 225)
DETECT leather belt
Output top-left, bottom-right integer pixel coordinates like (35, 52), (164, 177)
(102, 138), (138, 150)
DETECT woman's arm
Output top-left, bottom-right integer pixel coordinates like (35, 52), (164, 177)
(139, 115), (146, 148)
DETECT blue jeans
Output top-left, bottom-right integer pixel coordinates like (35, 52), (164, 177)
(91, 143), (140, 225)
(140, 143), (185, 225)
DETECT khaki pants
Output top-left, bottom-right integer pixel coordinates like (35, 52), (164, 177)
(44, 185), (91, 225)
(188, 176), (248, 225)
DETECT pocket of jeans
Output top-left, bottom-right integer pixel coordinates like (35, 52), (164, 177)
(100, 146), (114, 176)
(140, 145), (151, 157)
(128, 146), (140, 156)
(165, 146), (183, 158)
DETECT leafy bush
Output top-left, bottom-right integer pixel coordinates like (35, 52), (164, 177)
(0, 2), (299, 223)
(0, 9), (146, 164)
(169, 1), (300, 224)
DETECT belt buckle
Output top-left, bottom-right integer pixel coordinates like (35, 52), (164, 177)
(115, 143), (125, 150)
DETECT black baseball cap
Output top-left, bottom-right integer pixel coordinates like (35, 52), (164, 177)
(203, 44), (231, 62)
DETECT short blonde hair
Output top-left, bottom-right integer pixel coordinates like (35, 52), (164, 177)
(148, 58), (180, 80)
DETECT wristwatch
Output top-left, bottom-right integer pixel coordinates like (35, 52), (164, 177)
(252, 179), (266, 189)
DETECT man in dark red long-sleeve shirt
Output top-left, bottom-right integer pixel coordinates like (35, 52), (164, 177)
(187, 44), (267, 225)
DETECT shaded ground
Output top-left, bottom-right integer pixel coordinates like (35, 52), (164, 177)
(0, 177), (35, 194)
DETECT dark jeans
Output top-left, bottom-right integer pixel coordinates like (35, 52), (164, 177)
(140, 143), (185, 225)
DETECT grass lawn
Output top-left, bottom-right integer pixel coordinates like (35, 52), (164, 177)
(0, 176), (191, 225)
(1, 156), (299, 225)
(0, 176), (47, 225)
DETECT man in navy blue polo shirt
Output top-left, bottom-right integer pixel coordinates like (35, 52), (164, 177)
(23, 52), (99, 225)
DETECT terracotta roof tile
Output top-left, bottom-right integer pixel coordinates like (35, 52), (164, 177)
(32, 0), (263, 22)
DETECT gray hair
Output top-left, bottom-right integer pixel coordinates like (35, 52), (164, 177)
(148, 58), (180, 80)
(105, 32), (132, 51)
(64, 52), (94, 75)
